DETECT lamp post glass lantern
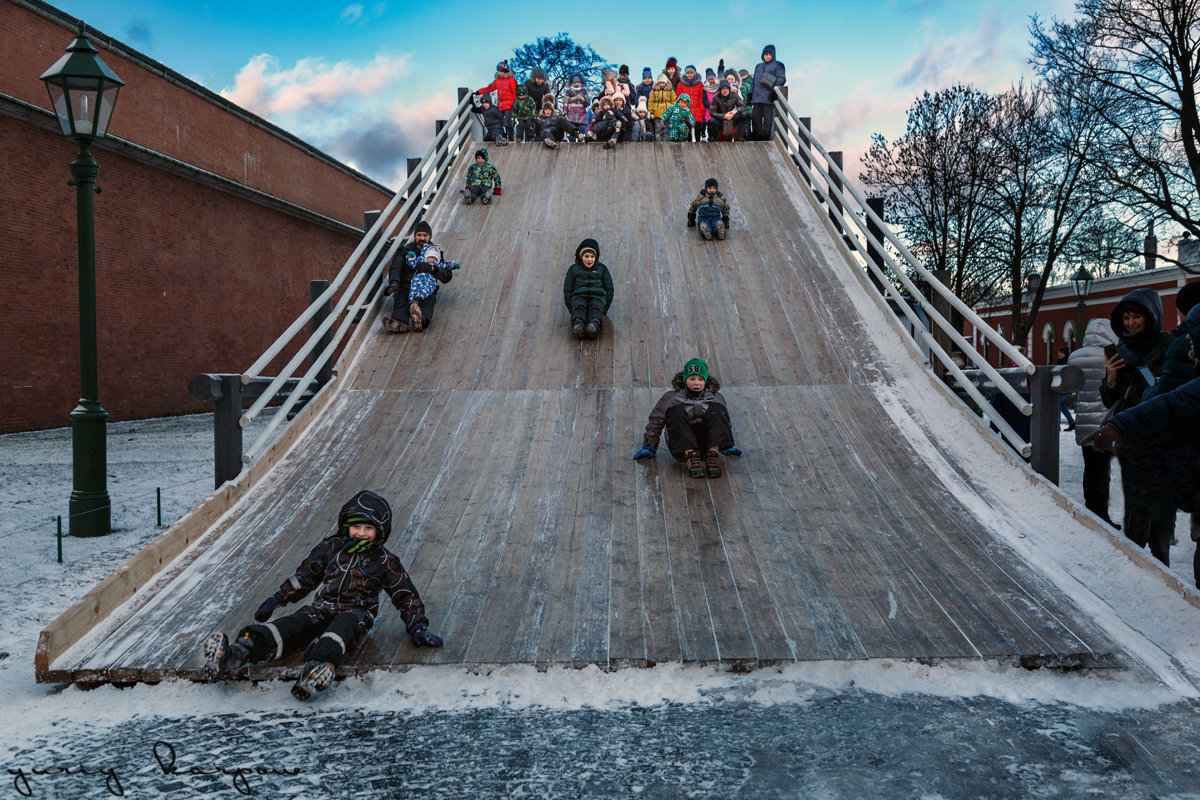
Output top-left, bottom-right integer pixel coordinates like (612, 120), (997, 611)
(40, 21), (124, 537)
(1071, 267), (1094, 349)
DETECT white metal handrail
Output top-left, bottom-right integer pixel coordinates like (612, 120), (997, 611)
(237, 90), (477, 462)
(772, 90), (1036, 457)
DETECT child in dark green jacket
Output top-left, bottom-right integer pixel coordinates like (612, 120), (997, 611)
(562, 238), (614, 339)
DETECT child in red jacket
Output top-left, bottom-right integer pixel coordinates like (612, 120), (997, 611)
(476, 60), (518, 143)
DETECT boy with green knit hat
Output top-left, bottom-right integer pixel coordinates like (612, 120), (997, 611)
(634, 357), (741, 478)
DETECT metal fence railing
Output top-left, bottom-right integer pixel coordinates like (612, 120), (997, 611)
(771, 89), (1072, 481)
(235, 89), (477, 464)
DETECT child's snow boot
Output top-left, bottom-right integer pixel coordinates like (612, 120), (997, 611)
(463, 194), (475, 205)
(481, 194), (491, 204)
(572, 321), (586, 339)
(409, 301), (424, 332)
(715, 221), (727, 240)
(705, 449), (722, 478)
(201, 632), (249, 682)
(544, 138), (559, 149)
(585, 322), (599, 338)
(604, 136), (616, 149)
(291, 660), (335, 701)
(684, 449), (704, 479)
(699, 222), (713, 241)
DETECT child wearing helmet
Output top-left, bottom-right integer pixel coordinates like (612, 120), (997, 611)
(201, 490), (443, 700)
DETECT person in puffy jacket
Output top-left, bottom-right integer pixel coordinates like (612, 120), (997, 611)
(512, 84), (539, 142)
(634, 357), (740, 479)
(563, 238), (614, 339)
(707, 80), (746, 142)
(674, 65), (708, 141)
(1085, 298), (1200, 586)
(1068, 318), (1120, 527)
(563, 73), (590, 139)
(464, 147), (502, 204)
(477, 60), (518, 141)
(648, 74), (677, 138)
(661, 94), (696, 142)
(687, 177), (732, 239)
(200, 490), (443, 700)
(1097, 287), (1175, 564)
(751, 44), (786, 140)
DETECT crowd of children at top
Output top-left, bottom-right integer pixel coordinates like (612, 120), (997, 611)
(475, 45), (786, 148)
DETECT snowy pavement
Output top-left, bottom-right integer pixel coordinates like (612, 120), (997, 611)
(2, 415), (1200, 798)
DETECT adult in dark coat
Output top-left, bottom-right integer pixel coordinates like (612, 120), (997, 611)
(1089, 296), (1200, 587)
(382, 221), (453, 333)
(750, 44), (786, 141)
(1098, 287), (1175, 564)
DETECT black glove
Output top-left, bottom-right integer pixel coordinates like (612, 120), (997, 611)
(411, 625), (444, 647)
(687, 215), (696, 228)
(722, 216), (730, 227)
(254, 592), (283, 622)
(383, 280), (401, 297)
(1081, 423), (1123, 453)
(436, 267), (455, 283)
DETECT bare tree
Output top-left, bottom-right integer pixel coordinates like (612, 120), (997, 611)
(860, 85), (1003, 313)
(1031, 0), (1200, 252)
(509, 34), (612, 101)
(985, 81), (1119, 345)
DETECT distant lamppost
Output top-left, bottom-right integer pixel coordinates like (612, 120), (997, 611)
(1071, 267), (1094, 348)
(40, 22), (124, 537)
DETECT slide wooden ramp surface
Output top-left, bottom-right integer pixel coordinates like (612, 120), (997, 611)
(49, 141), (1124, 682)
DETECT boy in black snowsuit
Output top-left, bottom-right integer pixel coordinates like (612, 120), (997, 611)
(201, 490), (443, 700)
(687, 178), (732, 240)
(479, 95), (506, 144)
(634, 357), (740, 478)
(562, 238), (614, 339)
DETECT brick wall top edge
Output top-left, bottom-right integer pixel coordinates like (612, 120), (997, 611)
(13, 0), (395, 198)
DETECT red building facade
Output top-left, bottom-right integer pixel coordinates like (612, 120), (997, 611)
(0, 1), (394, 432)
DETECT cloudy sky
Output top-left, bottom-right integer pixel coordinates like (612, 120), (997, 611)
(54, 0), (1078, 188)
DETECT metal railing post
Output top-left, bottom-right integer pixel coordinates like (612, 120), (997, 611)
(931, 270), (952, 380)
(1030, 366), (1060, 484)
(214, 374), (244, 489)
(433, 120), (449, 196)
(798, 117), (812, 186)
(827, 151), (844, 233)
(310, 280), (334, 386)
(865, 197), (888, 294)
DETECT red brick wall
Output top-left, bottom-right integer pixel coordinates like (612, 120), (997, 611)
(0, 2), (394, 432)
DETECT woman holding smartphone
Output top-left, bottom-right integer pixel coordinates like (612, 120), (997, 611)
(1100, 287), (1175, 564)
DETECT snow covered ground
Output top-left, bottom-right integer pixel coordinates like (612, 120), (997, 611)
(2, 414), (1200, 798)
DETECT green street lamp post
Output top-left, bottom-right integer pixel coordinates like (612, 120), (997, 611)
(40, 22), (124, 536)
(1071, 266), (1094, 349)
